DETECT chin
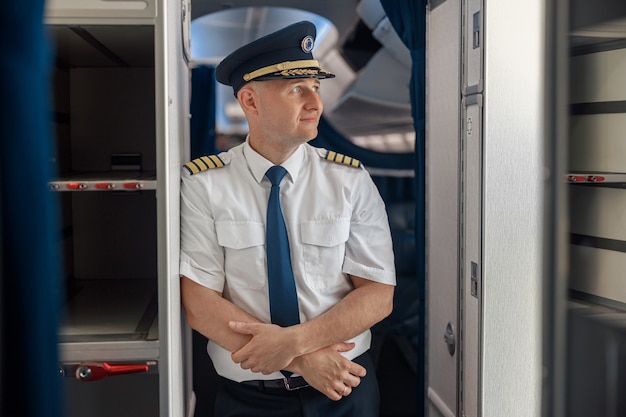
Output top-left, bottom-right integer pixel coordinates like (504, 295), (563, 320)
(304, 129), (319, 141)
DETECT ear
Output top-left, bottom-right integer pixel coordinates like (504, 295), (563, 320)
(237, 85), (259, 116)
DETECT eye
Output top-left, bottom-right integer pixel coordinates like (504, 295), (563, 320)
(291, 86), (302, 93)
(312, 85), (320, 93)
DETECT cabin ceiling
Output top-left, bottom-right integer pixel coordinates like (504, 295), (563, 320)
(191, 0), (361, 43)
(190, 0), (415, 151)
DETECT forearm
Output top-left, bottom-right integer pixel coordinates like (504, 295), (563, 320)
(291, 275), (394, 357)
(228, 275), (394, 375)
(180, 275), (262, 353)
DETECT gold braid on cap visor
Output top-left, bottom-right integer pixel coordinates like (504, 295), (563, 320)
(242, 60), (321, 81)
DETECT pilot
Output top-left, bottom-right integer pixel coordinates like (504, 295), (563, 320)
(180, 20), (396, 417)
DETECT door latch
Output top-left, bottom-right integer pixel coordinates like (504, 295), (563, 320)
(444, 322), (455, 356)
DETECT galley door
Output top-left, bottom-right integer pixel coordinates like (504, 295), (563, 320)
(460, 95), (483, 417)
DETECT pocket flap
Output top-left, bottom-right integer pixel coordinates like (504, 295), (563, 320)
(301, 218), (350, 247)
(216, 221), (265, 249)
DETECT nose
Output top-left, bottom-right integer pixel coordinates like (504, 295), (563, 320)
(304, 88), (322, 111)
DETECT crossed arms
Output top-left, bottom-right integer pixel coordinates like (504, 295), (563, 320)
(181, 274), (393, 400)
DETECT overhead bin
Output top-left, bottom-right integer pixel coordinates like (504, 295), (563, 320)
(327, 47), (413, 137)
(357, 0), (411, 65)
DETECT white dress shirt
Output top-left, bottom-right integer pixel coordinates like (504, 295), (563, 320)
(180, 140), (396, 382)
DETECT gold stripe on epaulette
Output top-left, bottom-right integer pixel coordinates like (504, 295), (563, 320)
(183, 154), (225, 175)
(325, 151), (361, 168)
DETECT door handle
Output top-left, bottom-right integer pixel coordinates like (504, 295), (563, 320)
(74, 362), (150, 382)
(444, 322), (455, 356)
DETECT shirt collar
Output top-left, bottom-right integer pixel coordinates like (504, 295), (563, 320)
(243, 138), (305, 185)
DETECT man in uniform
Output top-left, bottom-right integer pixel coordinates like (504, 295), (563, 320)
(180, 20), (396, 417)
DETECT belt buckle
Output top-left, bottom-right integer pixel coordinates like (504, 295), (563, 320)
(283, 376), (309, 391)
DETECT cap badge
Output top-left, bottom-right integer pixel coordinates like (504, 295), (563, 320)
(301, 35), (314, 53)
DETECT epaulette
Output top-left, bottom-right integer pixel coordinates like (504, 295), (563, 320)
(324, 150), (361, 168)
(183, 154), (227, 175)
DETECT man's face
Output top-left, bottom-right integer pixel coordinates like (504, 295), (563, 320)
(254, 78), (324, 145)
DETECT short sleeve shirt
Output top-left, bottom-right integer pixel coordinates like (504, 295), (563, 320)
(179, 140), (396, 382)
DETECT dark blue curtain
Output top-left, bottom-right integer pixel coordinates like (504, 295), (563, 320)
(313, 118), (414, 170)
(313, 117), (416, 205)
(190, 66), (217, 158)
(1, 2), (62, 416)
(380, 0), (427, 415)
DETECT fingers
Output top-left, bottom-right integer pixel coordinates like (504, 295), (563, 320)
(328, 368), (363, 401)
(330, 378), (359, 401)
(324, 384), (347, 401)
(287, 347), (368, 401)
(332, 341), (356, 353)
(228, 321), (258, 335)
(349, 362), (367, 378)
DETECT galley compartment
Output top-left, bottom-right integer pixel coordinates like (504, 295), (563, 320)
(48, 23), (160, 400)
(567, 24), (626, 309)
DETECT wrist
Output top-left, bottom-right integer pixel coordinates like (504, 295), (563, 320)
(286, 324), (308, 357)
(286, 355), (304, 375)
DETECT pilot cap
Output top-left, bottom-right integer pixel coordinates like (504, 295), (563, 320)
(215, 21), (335, 96)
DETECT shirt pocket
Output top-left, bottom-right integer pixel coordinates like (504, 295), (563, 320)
(215, 221), (266, 290)
(300, 218), (350, 290)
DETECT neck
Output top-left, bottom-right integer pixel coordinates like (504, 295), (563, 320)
(248, 134), (300, 165)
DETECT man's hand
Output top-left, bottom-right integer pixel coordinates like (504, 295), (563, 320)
(290, 343), (366, 401)
(229, 321), (366, 400)
(229, 321), (300, 374)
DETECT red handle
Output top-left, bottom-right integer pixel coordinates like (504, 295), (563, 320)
(66, 182), (87, 190)
(75, 362), (149, 382)
(94, 182), (115, 189)
(123, 182), (143, 189)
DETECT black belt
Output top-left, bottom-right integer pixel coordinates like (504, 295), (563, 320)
(241, 376), (310, 391)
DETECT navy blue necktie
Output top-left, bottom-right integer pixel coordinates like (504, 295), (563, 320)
(265, 166), (300, 328)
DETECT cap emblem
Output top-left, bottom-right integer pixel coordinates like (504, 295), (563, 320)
(301, 35), (314, 53)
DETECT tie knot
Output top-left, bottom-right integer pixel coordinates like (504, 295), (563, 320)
(266, 166), (287, 186)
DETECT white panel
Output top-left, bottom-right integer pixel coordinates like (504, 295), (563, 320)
(426, 0), (461, 415)
(46, 0), (157, 18)
(462, 99), (482, 417)
(569, 114), (626, 172)
(482, 0), (544, 416)
(570, 186), (626, 241)
(59, 340), (159, 362)
(156, 0), (190, 415)
(570, 245), (626, 304)
(570, 48), (626, 103)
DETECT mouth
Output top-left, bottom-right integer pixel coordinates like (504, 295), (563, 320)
(300, 115), (319, 123)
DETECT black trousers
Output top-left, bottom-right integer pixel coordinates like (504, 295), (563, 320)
(214, 352), (379, 417)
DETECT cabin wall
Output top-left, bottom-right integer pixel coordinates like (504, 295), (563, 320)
(426, 0), (545, 415)
(480, 0), (544, 416)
